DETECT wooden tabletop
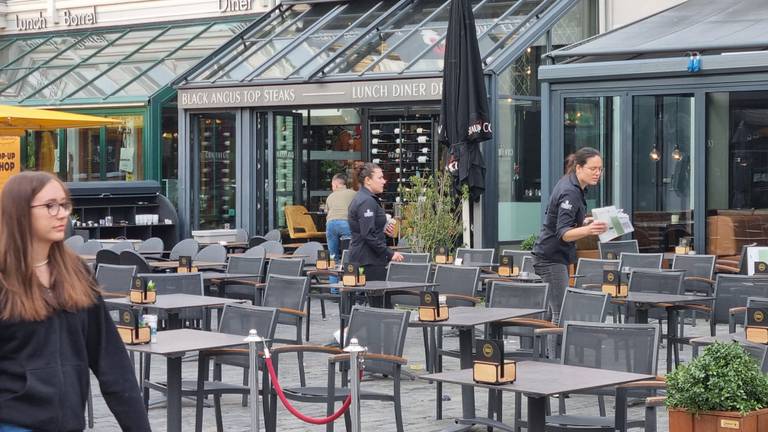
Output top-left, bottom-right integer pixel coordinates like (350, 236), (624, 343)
(421, 362), (653, 397)
(409, 306), (544, 328)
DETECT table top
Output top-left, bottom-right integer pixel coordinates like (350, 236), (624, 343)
(149, 260), (227, 270)
(480, 273), (542, 282)
(123, 329), (247, 357)
(105, 293), (244, 310)
(97, 239), (143, 244)
(409, 306), (544, 328)
(200, 272), (261, 282)
(620, 292), (714, 305)
(314, 280), (437, 293)
(690, 333), (756, 346)
(421, 362), (653, 397)
(227, 253), (306, 260)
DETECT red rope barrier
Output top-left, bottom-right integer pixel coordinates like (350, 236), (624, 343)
(264, 356), (356, 425)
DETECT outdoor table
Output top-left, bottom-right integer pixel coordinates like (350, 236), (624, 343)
(149, 260), (227, 271)
(105, 293), (245, 329)
(313, 281), (436, 345)
(124, 329), (246, 432)
(227, 252), (307, 260)
(97, 238), (143, 249)
(421, 362), (653, 432)
(614, 292), (714, 372)
(689, 333), (763, 357)
(410, 306), (545, 423)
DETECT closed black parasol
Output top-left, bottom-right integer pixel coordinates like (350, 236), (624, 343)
(438, 0), (493, 202)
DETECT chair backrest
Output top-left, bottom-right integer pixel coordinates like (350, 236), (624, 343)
(80, 239), (103, 255)
(432, 265), (480, 306)
(137, 237), (164, 254)
(346, 306), (410, 374)
(738, 243), (758, 274)
(501, 250), (533, 268)
(262, 275), (309, 313)
(235, 228), (249, 242)
(397, 236), (410, 248)
(574, 258), (620, 290)
(244, 245), (266, 257)
(95, 264), (136, 294)
(284, 205), (319, 238)
(267, 258), (304, 278)
(561, 321), (660, 375)
(261, 240), (285, 255)
(400, 253), (430, 263)
(264, 229), (282, 242)
(619, 252), (662, 271)
(628, 269), (684, 295)
(218, 303), (278, 340)
(455, 248), (495, 265)
(95, 249), (121, 266)
(249, 236), (268, 248)
(227, 255), (265, 276)
(137, 272), (204, 295)
(292, 242), (324, 265)
(386, 262), (431, 283)
(195, 244), (227, 262)
(64, 235), (85, 252)
(598, 240), (639, 260)
(520, 255), (534, 274)
(558, 288), (609, 325)
(743, 297), (768, 331)
(170, 238), (200, 260)
(109, 241), (135, 252)
(118, 249), (152, 273)
(713, 275), (768, 325)
(488, 280), (548, 312)
(340, 249), (350, 267)
(672, 254), (716, 294)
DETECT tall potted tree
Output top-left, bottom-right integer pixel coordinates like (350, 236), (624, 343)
(666, 342), (768, 431)
(399, 172), (466, 258)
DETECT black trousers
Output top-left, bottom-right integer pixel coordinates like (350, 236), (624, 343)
(364, 264), (388, 282)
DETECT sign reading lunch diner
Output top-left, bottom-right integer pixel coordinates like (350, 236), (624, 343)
(178, 78), (443, 109)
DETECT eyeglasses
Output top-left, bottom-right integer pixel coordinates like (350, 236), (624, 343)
(582, 165), (603, 173)
(30, 201), (73, 216)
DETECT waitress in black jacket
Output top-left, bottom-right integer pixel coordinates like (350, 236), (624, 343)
(532, 147), (608, 323)
(348, 163), (404, 281)
(0, 172), (150, 432)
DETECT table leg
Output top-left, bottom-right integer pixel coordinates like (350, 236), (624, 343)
(634, 306), (649, 324)
(167, 356), (182, 432)
(666, 308), (676, 373)
(458, 328), (475, 420)
(527, 395), (546, 432)
(167, 312), (182, 330)
(339, 290), (351, 347)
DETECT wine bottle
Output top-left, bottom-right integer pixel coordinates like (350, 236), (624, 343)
(372, 129), (381, 135)
(421, 147), (429, 154)
(417, 136), (429, 144)
(416, 127), (430, 134)
(394, 128), (401, 134)
(417, 155), (428, 164)
(372, 148), (380, 154)
(372, 138), (379, 145)
(373, 158), (381, 164)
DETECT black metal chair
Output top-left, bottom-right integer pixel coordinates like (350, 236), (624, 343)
(400, 252), (430, 263)
(195, 244), (227, 263)
(598, 240), (639, 260)
(95, 248), (121, 267)
(672, 254), (716, 330)
(137, 237), (164, 259)
(574, 258), (620, 290)
(79, 239), (103, 255)
(619, 253), (663, 271)
(265, 307), (411, 432)
(266, 257), (304, 278)
(192, 304), (278, 432)
(95, 263), (136, 297)
(169, 238), (200, 261)
(248, 235), (268, 248)
(716, 242), (756, 274)
(455, 247), (495, 265)
(292, 241), (324, 264)
(501, 249), (533, 270)
(118, 249), (152, 273)
(712, 274), (768, 335)
(264, 229), (282, 243)
(109, 240), (135, 252)
(64, 234), (85, 252)
(244, 245), (266, 257)
(261, 240), (284, 255)
(262, 275), (309, 386)
(729, 296), (768, 334)
(219, 255), (265, 305)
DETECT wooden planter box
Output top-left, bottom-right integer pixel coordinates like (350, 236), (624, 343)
(669, 407), (768, 432)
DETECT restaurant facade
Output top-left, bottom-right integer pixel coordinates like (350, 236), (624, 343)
(540, 0), (767, 259)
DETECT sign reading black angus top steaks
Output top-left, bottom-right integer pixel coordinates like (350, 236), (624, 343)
(178, 78), (444, 109)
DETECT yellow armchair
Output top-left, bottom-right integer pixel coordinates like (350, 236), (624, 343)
(284, 205), (326, 240)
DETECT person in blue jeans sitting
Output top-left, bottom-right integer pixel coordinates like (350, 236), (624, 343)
(325, 173), (356, 285)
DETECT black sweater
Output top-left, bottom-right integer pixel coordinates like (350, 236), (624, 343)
(0, 295), (151, 431)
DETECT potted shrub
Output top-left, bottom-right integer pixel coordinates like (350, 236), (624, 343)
(666, 342), (768, 431)
(399, 172), (466, 258)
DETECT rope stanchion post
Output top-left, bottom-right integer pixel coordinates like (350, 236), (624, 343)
(245, 329), (265, 432)
(343, 337), (367, 432)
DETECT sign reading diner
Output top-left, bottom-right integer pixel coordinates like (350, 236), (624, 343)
(178, 78), (444, 109)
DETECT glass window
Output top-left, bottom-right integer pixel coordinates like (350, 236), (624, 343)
(66, 128), (100, 182)
(161, 104), (179, 208)
(497, 44), (542, 97)
(497, 98), (541, 242)
(194, 113), (236, 229)
(707, 91), (768, 257)
(24, 130), (60, 175)
(105, 115), (144, 181)
(632, 95), (694, 253)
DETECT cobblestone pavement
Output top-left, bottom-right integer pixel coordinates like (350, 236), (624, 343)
(89, 300), (719, 431)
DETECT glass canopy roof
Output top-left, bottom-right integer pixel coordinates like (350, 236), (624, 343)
(185, 0), (556, 86)
(0, 18), (252, 105)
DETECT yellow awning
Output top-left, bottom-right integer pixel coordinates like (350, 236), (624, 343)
(0, 105), (121, 135)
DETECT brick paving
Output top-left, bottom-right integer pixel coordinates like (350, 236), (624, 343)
(88, 300), (720, 431)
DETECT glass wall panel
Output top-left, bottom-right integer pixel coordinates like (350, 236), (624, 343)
(193, 113), (236, 229)
(66, 128), (100, 181)
(707, 91), (768, 258)
(161, 104), (179, 207)
(563, 96), (618, 210)
(632, 95), (694, 253)
(105, 115), (144, 181)
(24, 130), (60, 175)
(497, 98), (541, 242)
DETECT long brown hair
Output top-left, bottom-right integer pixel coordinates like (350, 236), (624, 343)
(0, 172), (96, 321)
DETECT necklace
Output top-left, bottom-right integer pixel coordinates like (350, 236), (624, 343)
(33, 259), (49, 268)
